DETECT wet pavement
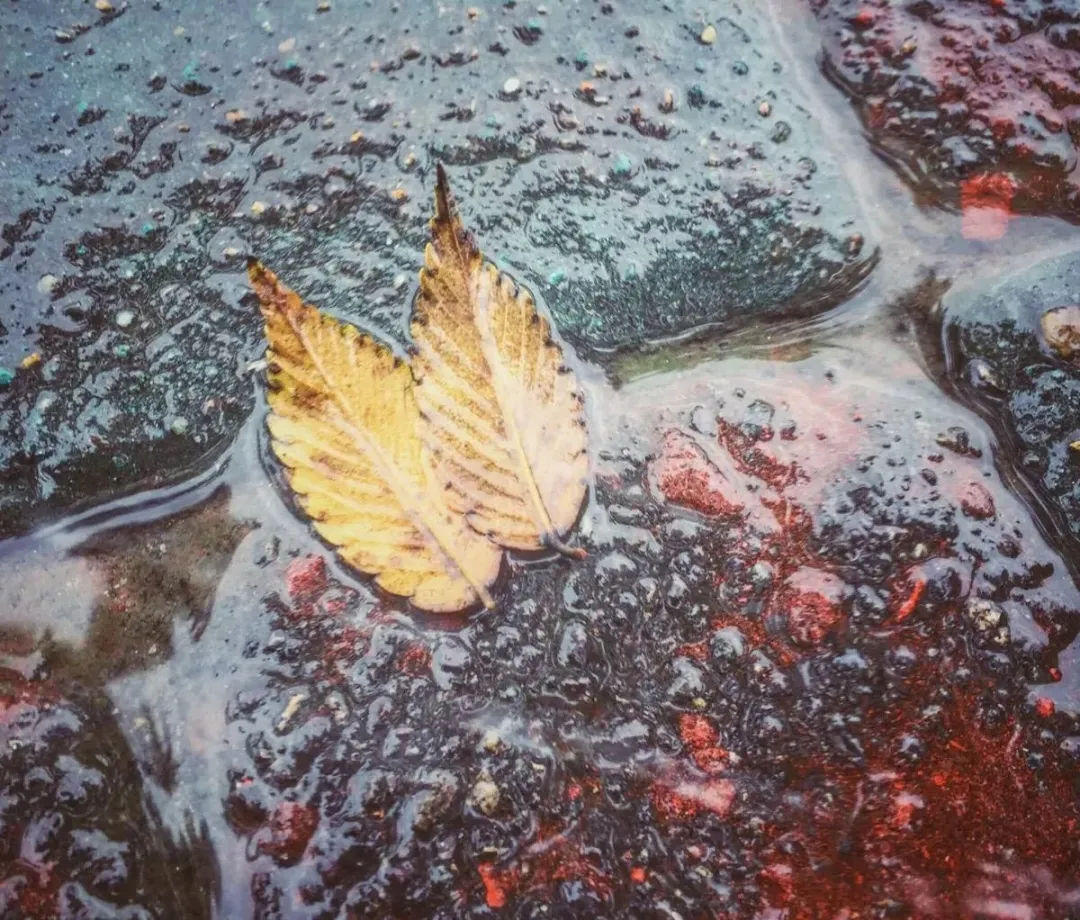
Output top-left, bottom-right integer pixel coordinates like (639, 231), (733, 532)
(2, 1), (1080, 918)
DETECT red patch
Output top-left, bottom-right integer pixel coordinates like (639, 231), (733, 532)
(650, 430), (744, 517)
(959, 481), (996, 519)
(716, 418), (798, 491)
(630, 866), (647, 883)
(778, 567), (846, 646)
(676, 640), (709, 661)
(850, 8), (875, 29)
(398, 642), (431, 677)
(258, 801), (318, 865)
(1035, 697), (1055, 718)
(759, 862), (794, 907)
(678, 713), (728, 773)
(652, 777), (735, 820)
(960, 173), (1015, 241)
(285, 554), (328, 601)
(477, 862), (508, 908)
(475, 824), (610, 907)
(679, 713), (718, 749)
(893, 578), (926, 623)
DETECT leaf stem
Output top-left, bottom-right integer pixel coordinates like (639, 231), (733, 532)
(544, 532), (587, 560)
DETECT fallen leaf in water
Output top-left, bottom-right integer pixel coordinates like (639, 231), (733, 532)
(411, 166), (588, 555)
(249, 260), (502, 612)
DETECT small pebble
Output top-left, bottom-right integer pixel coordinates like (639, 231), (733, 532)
(116, 309), (135, 328)
(37, 274), (58, 295)
(350, 130), (364, 143)
(95, 0), (113, 12)
(502, 76), (521, 96)
(278, 37), (296, 54)
(317, 0), (331, 10)
(251, 201), (267, 216)
(481, 729), (502, 753)
(276, 692), (306, 732)
(225, 109), (248, 123)
(700, 24), (717, 45)
(1041, 305), (1080, 361)
(20, 353), (41, 370)
(758, 101), (772, 117)
(170, 416), (190, 436)
(660, 88), (676, 112)
(469, 777), (500, 815)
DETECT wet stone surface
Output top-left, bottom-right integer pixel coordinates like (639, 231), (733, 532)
(0, 0), (871, 535)
(809, 0), (1080, 224)
(196, 355), (1080, 917)
(1, 343), (1079, 917)
(941, 250), (1080, 555)
(2, 1), (1080, 917)
(0, 671), (213, 919)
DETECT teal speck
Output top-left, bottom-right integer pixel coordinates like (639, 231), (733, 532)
(285, 58), (299, 70)
(141, 222), (155, 235)
(114, 344), (131, 358)
(574, 51), (588, 66)
(548, 268), (566, 285)
(527, 18), (542, 31)
(484, 114), (499, 128)
(612, 153), (632, 176)
(76, 245), (87, 255)
(0, 368), (14, 386)
(182, 61), (198, 81)
(76, 101), (88, 114)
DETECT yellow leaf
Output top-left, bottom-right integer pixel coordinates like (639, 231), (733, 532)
(411, 166), (588, 555)
(249, 260), (502, 612)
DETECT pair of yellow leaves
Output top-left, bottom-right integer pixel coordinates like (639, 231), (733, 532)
(249, 167), (588, 612)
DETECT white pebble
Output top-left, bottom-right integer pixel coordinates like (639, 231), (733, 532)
(469, 778), (500, 815)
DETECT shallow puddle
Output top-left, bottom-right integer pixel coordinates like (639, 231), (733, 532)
(2, 1), (1080, 918)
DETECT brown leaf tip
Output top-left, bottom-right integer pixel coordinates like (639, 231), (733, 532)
(247, 258), (274, 289)
(434, 163), (453, 223)
(247, 260), (290, 320)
